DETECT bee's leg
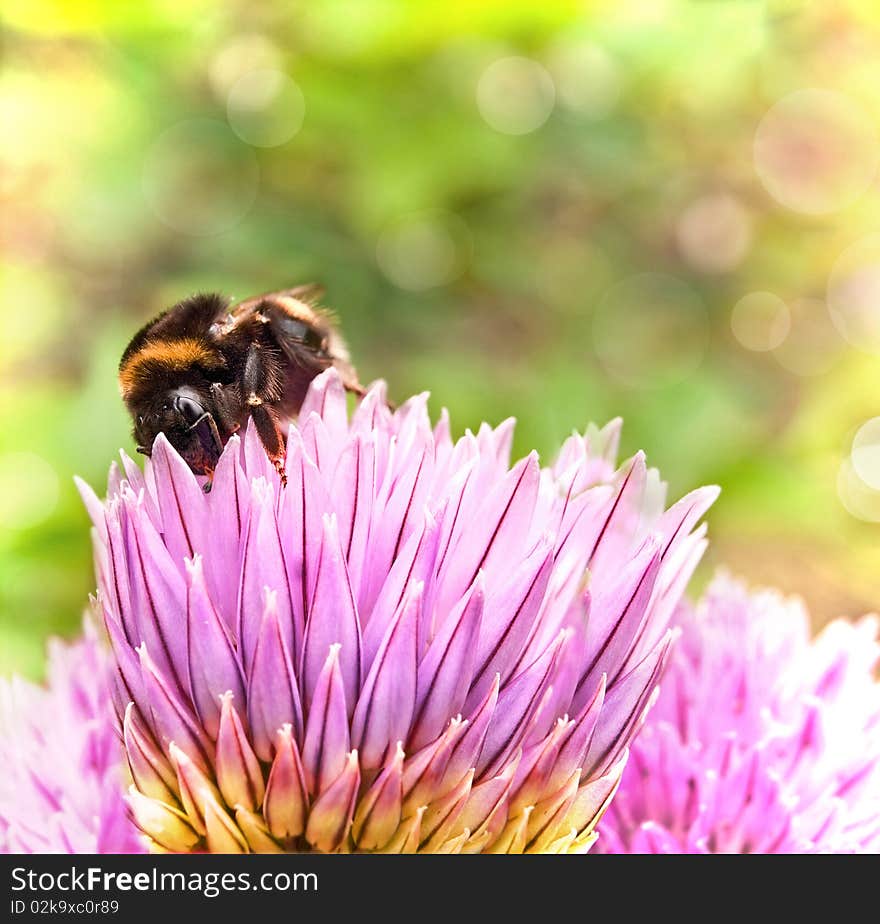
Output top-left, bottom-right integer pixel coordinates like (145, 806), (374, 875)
(248, 403), (287, 486)
(241, 342), (288, 485)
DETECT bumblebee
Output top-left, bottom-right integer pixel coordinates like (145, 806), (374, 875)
(119, 285), (364, 486)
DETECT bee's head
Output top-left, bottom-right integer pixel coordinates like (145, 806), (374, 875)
(134, 385), (224, 475)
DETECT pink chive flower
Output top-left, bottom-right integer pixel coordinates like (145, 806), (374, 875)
(78, 369), (717, 853)
(599, 574), (880, 854)
(0, 623), (145, 853)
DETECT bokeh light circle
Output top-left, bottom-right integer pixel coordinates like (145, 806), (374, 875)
(754, 89), (879, 215)
(546, 40), (621, 118)
(837, 457), (880, 523)
(771, 297), (843, 376)
(676, 192), (752, 273)
(476, 56), (555, 135)
(209, 34), (283, 98)
(376, 212), (470, 291)
(227, 69), (305, 148)
(0, 452), (59, 531)
(730, 291), (791, 352)
(591, 273), (710, 389)
(850, 418), (880, 491)
(143, 119), (259, 236)
(828, 235), (880, 354)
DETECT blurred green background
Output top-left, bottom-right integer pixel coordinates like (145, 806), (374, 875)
(4, 0), (880, 679)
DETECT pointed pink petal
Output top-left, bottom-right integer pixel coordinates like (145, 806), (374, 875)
(580, 542), (662, 693)
(264, 724), (308, 840)
(436, 453), (541, 615)
(126, 787), (199, 852)
(402, 717), (468, 811)
(237, 478), (297, 672)
(185, 556), (245, 740)
(241, 418), (271, 480)
(299, 411), (335, 473)
(246, 590), (304, 762)
(304, 750), (360, 852)
(360, 436), (435, 616)
(589, 453), (647, 572)
(149, 434), (208, 567)
(411, 575), (484, 751)
(466, 542), (554, 711)
(351, 380), (393, 438)
(362, 509), (441, 665)
(137, 645), (212, 772)
(121, 487), (189, 692)
(656, 485), (720, 560)
(205, 435), (249, 627)
(102, 498), (135, 640)
(302, 644), (351, 796)
(301, 514), (362, 715)
(216, 692), (265, 812)
(123, 703), (178, 803)
(278, 432), (333, 644)
(331, 432), (378, 602)
(169, 742), (219, 836)
(352, 741), (404, 850)
(74, 476), (108, 546)
(477, 633), (565, 779)
(352, 583), (421, 770)
(454, 759), (520, 844)
(103, 610), (148, 718)
(120, 449), (161, 527)
(547, 675), (606, 793)
(585, 634), (671, 775)
(440, 675), (500, 793)
(298, 368), (349, 443)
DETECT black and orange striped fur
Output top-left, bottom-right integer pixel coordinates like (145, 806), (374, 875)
(119, 285), (364, 487)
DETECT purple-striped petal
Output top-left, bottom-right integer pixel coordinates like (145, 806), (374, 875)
(302, 644), (350, 796)
(264, 724), (308, 840)
(137, 645), (212, 772)
(352, 741), (404, 850)
(123, 703), (177, 803)
(215, 692), (265, 812)
(298, 368), (349, 444)
(331, 432), (378, 602)
(477, 633), (565, 779)
(122, 488), (189, 691)
(301, 513), (362, 715)
(436, 453), (541, 614)
(185, 555), (245, 740)
(466, 541), (553, 711)
(304, 750), (360, 852)
(246, 589), (303, 761)
(149, 434), (207, 567)
(411, 574), (484, 750)
(352, 582), (420, 770)
(363, 508), (441, 665)
(237, 478), (296, 671)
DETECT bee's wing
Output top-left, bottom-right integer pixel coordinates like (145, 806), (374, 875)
(227, 284), (326, 320)
(279, 283), (326, 303)
(230, 285), (366, 397)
